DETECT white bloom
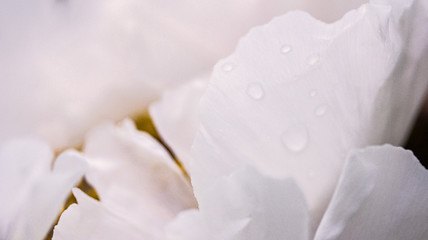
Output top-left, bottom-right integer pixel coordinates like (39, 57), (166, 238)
(56, 0), (428, 238)
(0, 1), (310, 236)
(3, 0), (427, 238)
(0, 138), (85, 240)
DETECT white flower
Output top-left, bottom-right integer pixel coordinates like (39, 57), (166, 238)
(0, 1), (301, 237)
(2, 0), (428, 239)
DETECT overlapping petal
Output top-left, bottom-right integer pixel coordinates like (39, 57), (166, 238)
(166, 167), (310, 240)
(150, 79), (208, 170)
(53, 189), (152, 240)
(0, 138), (85, 240)
(171, 145), (428, 239)
(191, 0), (428, 225)
(2, 0), (425, 238)
(315, 145), (428, 240)
(53, 119), (196, 239)
(84, 119), (197, 236)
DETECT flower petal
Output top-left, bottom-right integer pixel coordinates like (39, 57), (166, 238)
(0, 138), (85, 240)
(0, 0), (159, 149)
(53, 188), (152, 240)
(82, 119), (196, 238)
(166, 167), (309, 240)
(0, 0), (303, 149)
(191, 0), (428, 226)
(150, 79), (208, 171)
(314, 145), (428, 240)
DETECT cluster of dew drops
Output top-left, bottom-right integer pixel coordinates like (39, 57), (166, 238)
(219, 43), (330, 155)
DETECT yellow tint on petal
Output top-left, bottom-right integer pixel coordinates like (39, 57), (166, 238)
(133, 113), (190, 182)
(44, 179), (99, 240)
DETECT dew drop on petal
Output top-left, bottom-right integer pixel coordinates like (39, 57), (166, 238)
(281, 124), (309, 152)
(307, 53), (320, 66)
(280, 44), (292, 54)
(222, 63), (234, 72)
(315, 104), (327, 116)
(246, 82), (264, 100)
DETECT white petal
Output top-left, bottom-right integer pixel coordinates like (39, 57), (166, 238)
(0, 0), (304, 150)
(166, 167), (310, 240)
(83, 119), (196, 238)
(0, 138), (85, 240)
(0, 0), (158, 149)
(53, 188), (152, 240)
(150, 79), (208, 171)
(191, 0), (428, 227)
(315, 145), (428, 240)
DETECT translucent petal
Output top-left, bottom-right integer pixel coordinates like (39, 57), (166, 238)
(150, 79), (208, 171)
(191, 0), (428, 227)
(315, 145), (428, 240)
(166, 167), (310, 240)
(0, 138), (85, 240)
(82, 119), (196, 238)
(53, 189), (152, 240)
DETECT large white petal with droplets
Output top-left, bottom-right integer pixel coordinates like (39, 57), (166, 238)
(191, 0), (428, 227)
(314, 145), (428, 240)
(80, 119), (196, 238)
(166, 167), (310, 240)
(0, 138), (85, 240)
(150, 79), (208, 171)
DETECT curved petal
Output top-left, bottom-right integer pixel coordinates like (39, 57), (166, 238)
(82, 119), (196, 238)
(314, 145), (428, 240)
(0, 0), (307, 150)
(191, 0), (428, 226)
(150, 79), (208, 171)
(166, 167), (310, 240)
(0, 138), (85, 240)
(53, 188), (153, 240)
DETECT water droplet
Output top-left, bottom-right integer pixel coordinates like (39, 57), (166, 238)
(246, 83), (264, 100)
(222, 63), (234, 72)
(280, 44), (292, 54)
(309, 90), (317, 97)
(281, 124), (309, 152)
(307, 54), (320, 66)
(315, 104), (327, 116)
